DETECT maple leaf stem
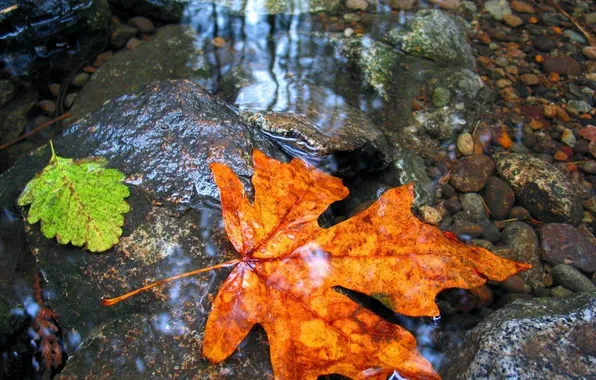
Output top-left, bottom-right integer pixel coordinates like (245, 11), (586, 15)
(101, 259), (241, 306)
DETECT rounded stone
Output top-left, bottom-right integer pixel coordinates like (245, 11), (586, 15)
(127, 16), (155, 34)
(540, 223), (596, 272)
(450, 154), (495, 192)
(457, 133), (474, 156)
(485, 176), (515, 220)
(111, 24), (138, 49)
(71, 73), (90, 88)
(499, 222), (545, 290)
(520, 73), (539, 86)
(37, 99), (56, 116)
(496, 154), (583, 226)
(503, 14), (523, 27)
(418, 205), (442, 225)
(432, 87), (452, 107)
(543, 56), (582, 76)
(346, 0), (368, 10)
(551, 264), (596, 292)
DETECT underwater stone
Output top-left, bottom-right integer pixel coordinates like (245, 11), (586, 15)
(496, 154), (583, 226)
(441, 293), (596, 378)
(386, 9), (475, 68)
(432, 87), (452, 107)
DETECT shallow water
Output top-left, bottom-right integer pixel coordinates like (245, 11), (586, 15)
(1, 0), (596, 379)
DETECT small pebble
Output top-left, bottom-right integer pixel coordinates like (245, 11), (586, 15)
(561, 128), (576, 147)
(510, 0), (535, 14)
(419, 205), (442, 226)
(37, 100), (56, 116)
(345, 0), (368, 11)
(457, 133), (474, 156)
(127, 16), (155, 34)
(49, 83), (60, 97)
(111, 24), (138, 49)
(508, 206), (531, 221)
(503, 14), (523, 28)
(126, 38), (142, 50)
(93, 51), (113, 67)
(71, 73), (90, 88)
(64, 93), (77, 109)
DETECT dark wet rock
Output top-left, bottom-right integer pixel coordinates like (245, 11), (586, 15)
(551, 264), (596, 293)
(490, 292), (534, 309)
(540, 223), (596, 272)
(533, 36), (558, 52)
(68, 25), (210, 124)
(508, 206), (531, 221)
(58, 311), (273, 378)
(459, 193), (488, 224)
(386, 9), (475, 68)
(127, 16), (155, 33)
(108, 0), (189, 21)
(9, 81), (283, 204)
(0, 80), (16, 107)
(441, 293), (596, 379)
(0, 86), (38, 146)
(499, 222), (544, 291)
(479, 221), (500, 244)
(452, 220), (483, 240)
(499, 274), (531, 294)
(543, 56), (582, 76)
(443, 199), (462, 215)
(37, 99), (56, 116)
(496, 154), (583, 226)
(0, 0), (111, 77)
(450, 155), (494, 192)
(485, 176), (515, 220)
(240, 84), (391, 176)
(110, 23), (138, 49)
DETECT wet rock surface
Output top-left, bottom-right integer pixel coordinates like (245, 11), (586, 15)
(0, 0), (111, 77)
(540, 223), (596, 273)
(450, 154), (494, 192)
(442, 293), (596, 379)
(499, 222), (544, 291)
(496, 154), (583, 226)
(68, 25), (211, 124)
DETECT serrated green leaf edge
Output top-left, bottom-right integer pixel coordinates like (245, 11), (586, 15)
(18, 141), (131, 252)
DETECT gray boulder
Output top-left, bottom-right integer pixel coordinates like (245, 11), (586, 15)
(496, 154), (583, 226)
(442, 293), (596, 379)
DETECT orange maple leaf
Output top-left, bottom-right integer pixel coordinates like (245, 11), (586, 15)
(202, 150), (530, 380)
(104, 150), (530, 379)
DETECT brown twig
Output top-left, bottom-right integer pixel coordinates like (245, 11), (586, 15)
(546, 0), (596, 46)
(0, 113), (71, 151)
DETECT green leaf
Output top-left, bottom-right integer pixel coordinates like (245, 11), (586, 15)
(18, 142), (130, 252)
